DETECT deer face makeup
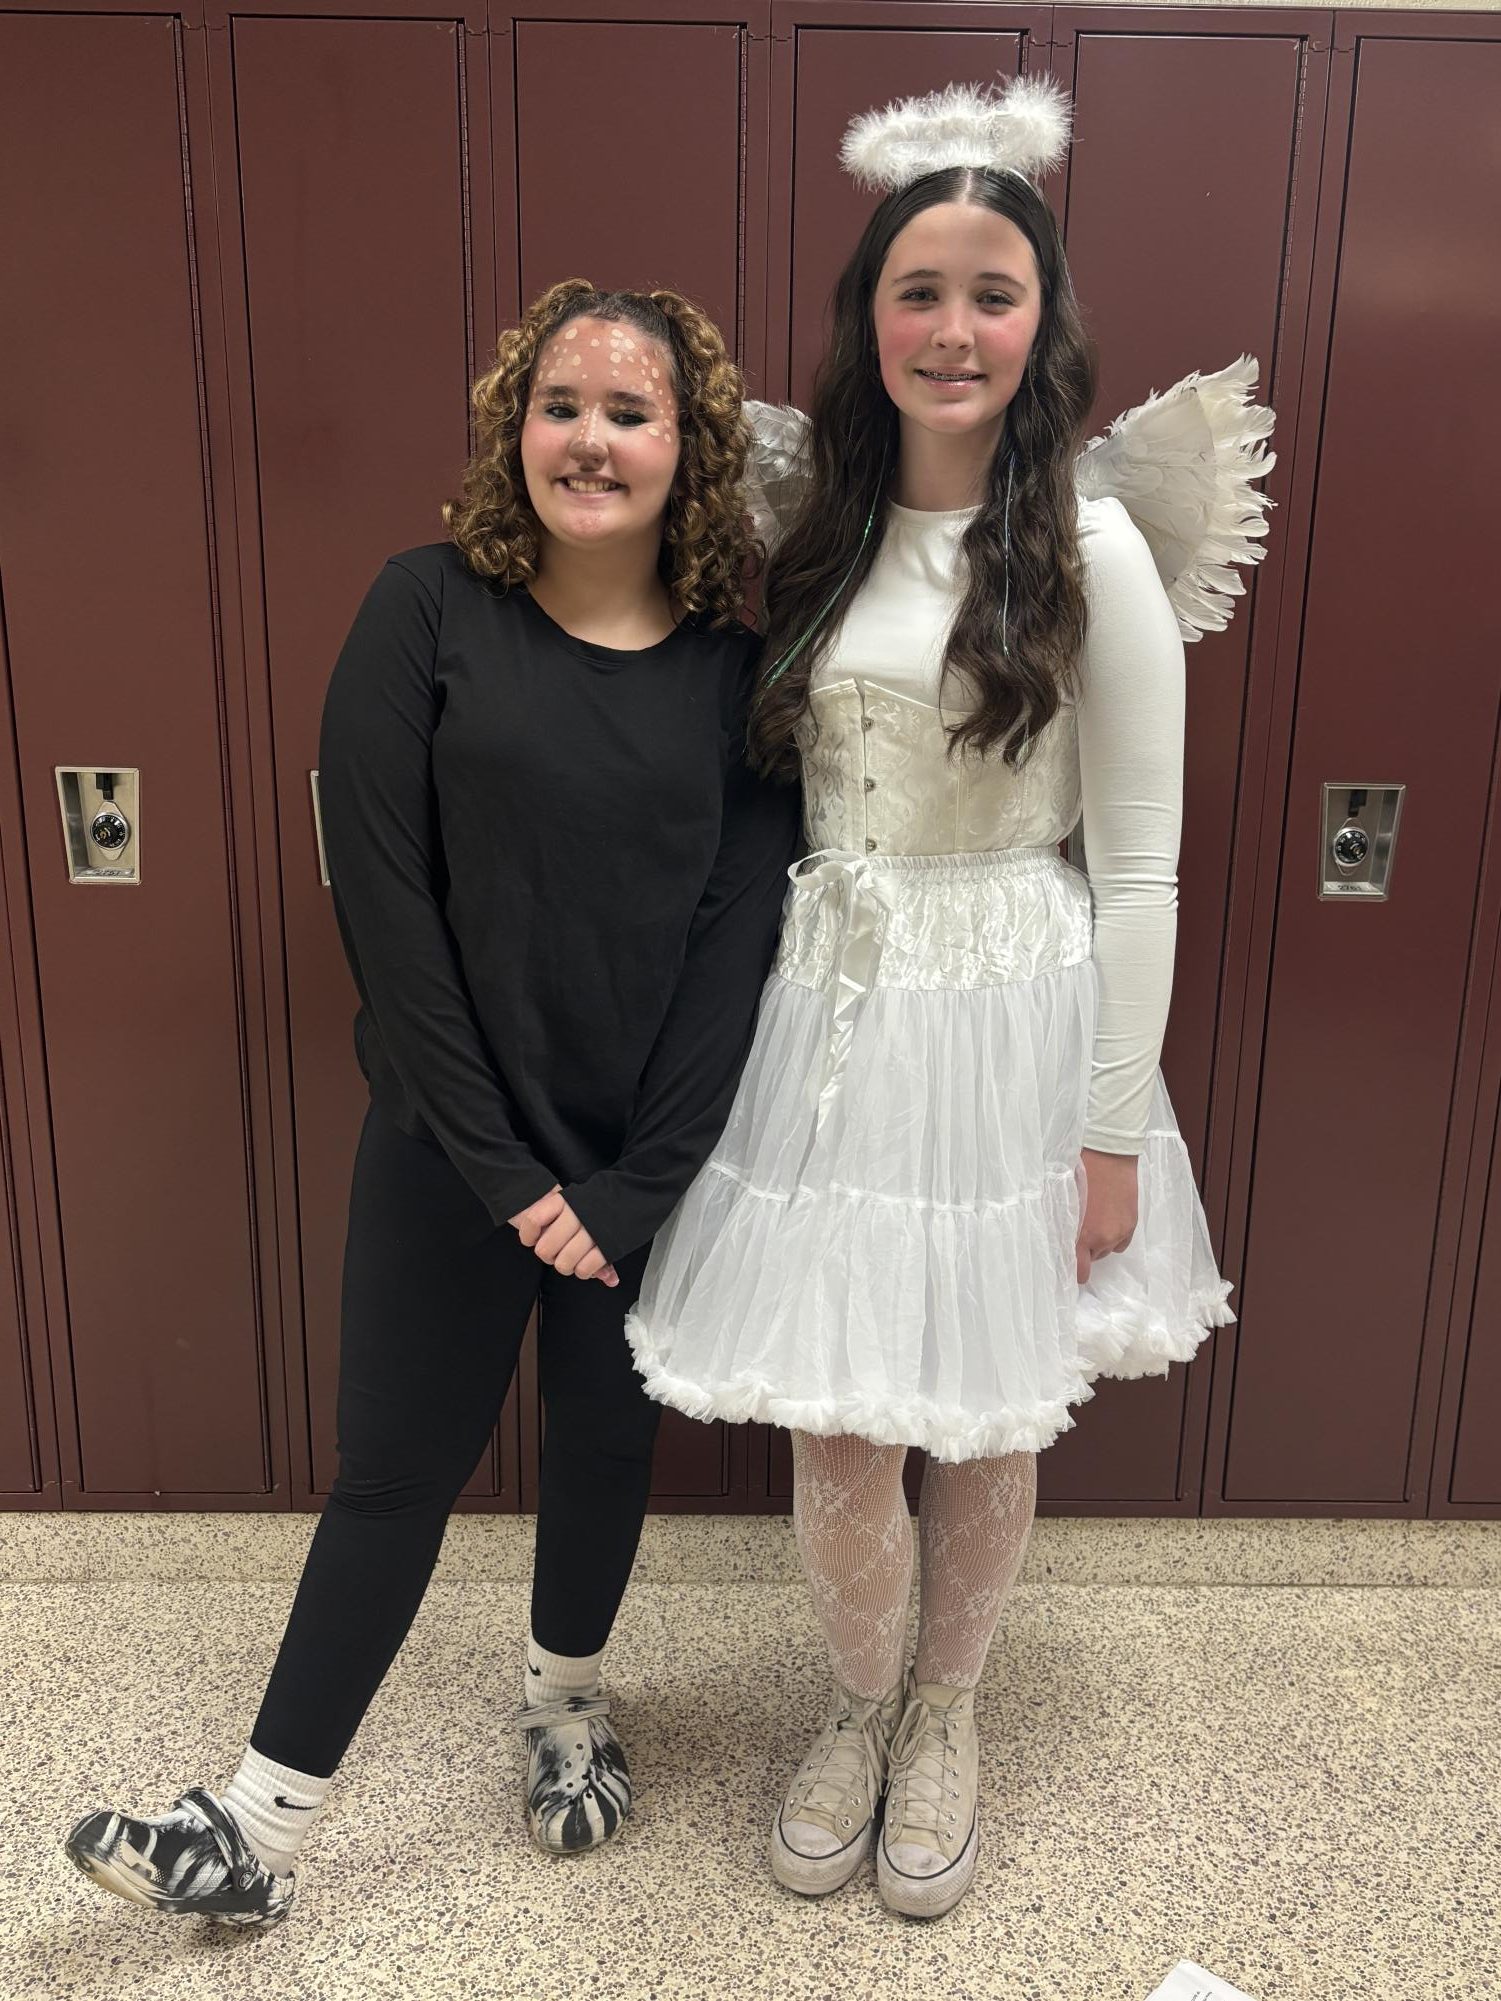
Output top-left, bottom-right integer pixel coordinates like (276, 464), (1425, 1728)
(520, 316), (681, 550)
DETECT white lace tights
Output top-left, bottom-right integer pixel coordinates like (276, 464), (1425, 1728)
(791, 1432), (1037, 1700)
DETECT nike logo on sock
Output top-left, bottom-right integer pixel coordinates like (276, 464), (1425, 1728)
(274, 1795), (317, 1811)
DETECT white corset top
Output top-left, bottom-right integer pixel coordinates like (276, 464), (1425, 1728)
(800, 497), (1084, 857)
(793, 493), (1188, 1154)
(798, 680), (1080, 857)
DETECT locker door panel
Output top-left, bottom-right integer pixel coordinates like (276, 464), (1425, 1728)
(1222, 39), (1501, 1504)
(784, 25), (1026, 408)
(0, 14), (270, 1497)
(230, 15), (516, 1501)
(1043, 24), (1308, 1504)
(1450, 1100), (1501, 1508)
(509, 11), (758, 1502)
(514, 21), (745, 355)
(0, 1127), (41, 1496)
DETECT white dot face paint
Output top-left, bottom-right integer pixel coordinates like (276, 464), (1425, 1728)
(520, 314), (682, 555)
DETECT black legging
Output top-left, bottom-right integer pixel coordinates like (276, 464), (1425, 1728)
(251, 1103), (661, 1777)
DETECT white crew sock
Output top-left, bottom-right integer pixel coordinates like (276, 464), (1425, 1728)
(221, 1745), (332, 1878)
(524, 1633), (604, 1709)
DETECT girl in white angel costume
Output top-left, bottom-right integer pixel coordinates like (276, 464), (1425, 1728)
(626, 77), (1275, 1918)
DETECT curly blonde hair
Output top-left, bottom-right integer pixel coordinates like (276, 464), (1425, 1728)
(444, 279), (755, 625)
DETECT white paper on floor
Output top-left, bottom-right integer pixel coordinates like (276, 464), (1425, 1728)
(1144, 1963), (1257, 2001)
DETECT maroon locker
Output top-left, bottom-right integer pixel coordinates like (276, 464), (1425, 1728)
(1430, 829), (1501, 1516)
(0, 1106), (42, 1496)
(0, 11), (281, 1502)
(501, 2), (769, 1506)
(511, 16), (747, 351)
(772, 9), (1037, 411)
(763, 5), (1040, 1504)
(3, 1), (1499, 1521)
(1210, 32), (1501, 1510)
(1041, 14), (1319, 1506)
(225, 10), (522, 1503)
(1449, 1092), (1501, 1509)
(763, 10), (1316, 1508)
(0, 795), (58, 1504)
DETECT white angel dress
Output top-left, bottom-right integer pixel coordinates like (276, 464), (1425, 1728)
(625, 359), (1275, 1463)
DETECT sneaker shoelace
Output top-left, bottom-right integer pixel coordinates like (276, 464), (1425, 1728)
(884, 1699), (960, 1846)
(785, 1693), (892, 1833)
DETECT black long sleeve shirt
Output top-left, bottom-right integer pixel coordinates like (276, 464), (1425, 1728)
(318, 544), (800, 1265)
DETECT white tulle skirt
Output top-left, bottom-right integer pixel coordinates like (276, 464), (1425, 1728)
(626, 845), (1234, 1463)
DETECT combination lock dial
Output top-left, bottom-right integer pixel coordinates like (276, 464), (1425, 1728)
(89, 807), (131, 853)
(1331, 824), (1370, 870)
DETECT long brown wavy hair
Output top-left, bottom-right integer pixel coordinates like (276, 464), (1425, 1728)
(444, 279), (755, 625)
(751, 168), (1098, 778)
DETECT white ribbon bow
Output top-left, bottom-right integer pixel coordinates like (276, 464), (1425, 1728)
(790, 848), (899, 1130)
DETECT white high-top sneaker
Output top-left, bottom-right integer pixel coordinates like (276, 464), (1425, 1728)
(877, 1679), (980, 1918)
(770, 1680), (903, 1896)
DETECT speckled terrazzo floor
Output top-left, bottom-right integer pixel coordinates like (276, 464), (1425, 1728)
(3, 1526), (1498, 2000)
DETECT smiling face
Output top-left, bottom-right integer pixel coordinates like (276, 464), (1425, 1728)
(872, 201), (1044, 449)
(520, 315), (680, 549)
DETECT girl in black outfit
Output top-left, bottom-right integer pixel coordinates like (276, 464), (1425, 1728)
(65, 279), (800, 1927)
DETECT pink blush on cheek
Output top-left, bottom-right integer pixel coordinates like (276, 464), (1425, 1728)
(874, 305), (929, 380)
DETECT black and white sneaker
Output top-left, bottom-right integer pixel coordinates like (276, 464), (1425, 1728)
(516, 1694), (632, 1854)
(64, 1787), (294, 1928)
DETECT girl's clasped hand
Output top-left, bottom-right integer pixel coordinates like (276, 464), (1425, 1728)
(509, 1186), (620, 1286)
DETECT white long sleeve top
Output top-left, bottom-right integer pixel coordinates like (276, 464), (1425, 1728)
(802, 493), (1186, 1153)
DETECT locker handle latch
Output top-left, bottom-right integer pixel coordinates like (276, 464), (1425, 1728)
(1319, 783), (1404, 900)
(309, 770), (330, 888)
(56, 767), (140, 884)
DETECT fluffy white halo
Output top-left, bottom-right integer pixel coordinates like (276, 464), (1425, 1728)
(840, 74), (1072, 194)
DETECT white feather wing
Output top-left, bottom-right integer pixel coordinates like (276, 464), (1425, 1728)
(1074, 354), (1276, 642)
(744, 399), (813, 555)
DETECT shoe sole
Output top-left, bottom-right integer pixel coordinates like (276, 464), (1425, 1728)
(527, 1812), (629, 1857)
(769, 1816), (874, 1897)
(66, 1836), (291, 1930)
(876, 1819), (978, 1920)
